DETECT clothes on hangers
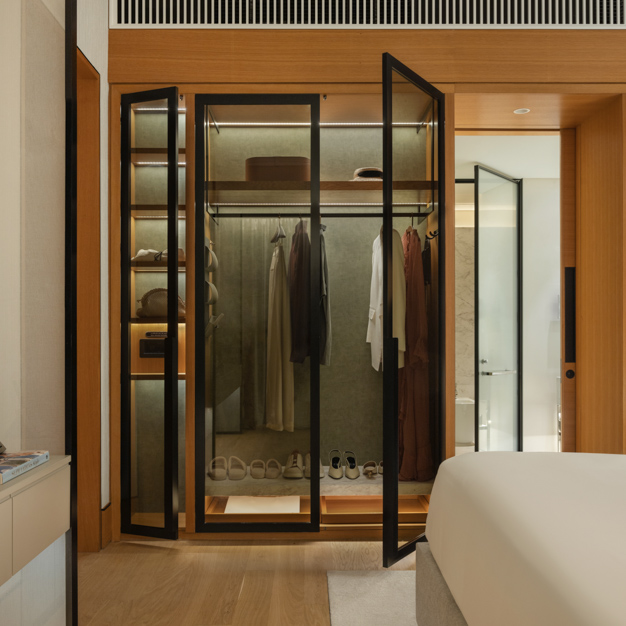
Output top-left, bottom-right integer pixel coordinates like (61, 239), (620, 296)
(422, 237), (431, 285)
(366, 229), (406, 370)
(320, 223), (331, 366)
(266, 239), (294, 432)
(288, 219), (311, 363)
(399, 228), (434, 482)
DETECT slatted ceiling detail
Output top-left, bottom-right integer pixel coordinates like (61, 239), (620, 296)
(112, 0), (625, 26)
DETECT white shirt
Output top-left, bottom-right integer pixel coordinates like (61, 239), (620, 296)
(366, 230), (406, 370)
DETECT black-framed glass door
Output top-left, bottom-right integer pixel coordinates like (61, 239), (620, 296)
(382, 53), (446, 567)
(474, 165), (523, 452)
(120, 87), (180, 539)
(194, 94), (321, 533)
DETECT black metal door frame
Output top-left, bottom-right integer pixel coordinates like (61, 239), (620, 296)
(194, 93), (321, 533)
(120, 86), (180, 539)
(382, 53), (446, 568)
(473, 164), (523, 453)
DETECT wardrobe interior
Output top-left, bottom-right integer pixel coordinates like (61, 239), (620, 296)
(126, 88), (442, 530)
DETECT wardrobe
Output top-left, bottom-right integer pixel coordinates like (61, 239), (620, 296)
(119, 54), (445, 566)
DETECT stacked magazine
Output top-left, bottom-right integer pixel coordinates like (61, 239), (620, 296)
(0, 451), (50, 485)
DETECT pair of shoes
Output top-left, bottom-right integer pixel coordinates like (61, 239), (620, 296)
(250, 459), (282, 479)
(328, 450), (360, 480)
(363, 461), (383, 478)
(207, 456), (246, 481)
(284, 451), (325, 479)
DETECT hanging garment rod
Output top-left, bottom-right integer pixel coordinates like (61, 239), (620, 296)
(208, 212), (431, 219)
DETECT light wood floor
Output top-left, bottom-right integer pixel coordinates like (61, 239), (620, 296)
(78, 540), (416, 625)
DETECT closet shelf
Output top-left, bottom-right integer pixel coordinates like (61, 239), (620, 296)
(130, 317), (186, 324)
(130, 260), (186, 271)
(206, 180), (435, 191)
(131, 148), (186, 154)
(130, 373), (186, 381)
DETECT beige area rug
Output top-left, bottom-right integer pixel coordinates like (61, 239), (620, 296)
(327, 571), (416, 626)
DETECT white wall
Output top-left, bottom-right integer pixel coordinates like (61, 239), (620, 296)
(77, 0), (110, 509)
(523, 179), (561, 451)
(0, 0), (23, 452)
(0, 1), (67, 619)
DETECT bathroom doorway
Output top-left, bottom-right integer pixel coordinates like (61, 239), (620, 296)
(454, 134), (561, 455)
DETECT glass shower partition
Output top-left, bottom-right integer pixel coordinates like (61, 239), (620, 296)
(474, 165), (522, 452)
(194, 95), (321, 532)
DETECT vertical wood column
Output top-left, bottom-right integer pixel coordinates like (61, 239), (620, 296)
(76, 50), (102, 551)
(577, 95), (626, 454)
(444, 92), (456, 459)
(560, 129), (576, 453)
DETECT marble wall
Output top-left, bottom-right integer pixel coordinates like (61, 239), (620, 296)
(455, 227), (475, 400)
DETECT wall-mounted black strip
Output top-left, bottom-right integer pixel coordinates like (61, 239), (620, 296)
(565, 267), (576, 363)
(65, 0), (78, 623)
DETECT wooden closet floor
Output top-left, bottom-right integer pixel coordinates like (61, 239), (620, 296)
(78, 540), (416, 625)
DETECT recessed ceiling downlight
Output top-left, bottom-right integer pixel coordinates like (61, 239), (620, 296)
(514, 108), (531, 114)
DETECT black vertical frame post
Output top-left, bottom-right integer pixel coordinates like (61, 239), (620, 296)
(474, 165), (523, 453)
(381, 53), (446, 568)
(120, 87), (179, 539)
(165, 90), (180, 537)
(194, 94), (321, 533)
(65, 0), (78, 622)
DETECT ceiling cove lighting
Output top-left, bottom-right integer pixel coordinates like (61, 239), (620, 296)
(513, 108), (531, 114)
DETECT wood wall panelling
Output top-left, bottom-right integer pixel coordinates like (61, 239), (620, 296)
(109, 30), (626, 86)
(577, 95), (625, 453)
(110, 85), (123, 542)
(560, 129), (576, 453)
(77, 50), (102, 553)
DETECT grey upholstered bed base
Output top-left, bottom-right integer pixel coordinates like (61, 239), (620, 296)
(415, 543), (468, 626)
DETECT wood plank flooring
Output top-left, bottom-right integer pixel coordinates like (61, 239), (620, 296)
(78, 540), (416, 625)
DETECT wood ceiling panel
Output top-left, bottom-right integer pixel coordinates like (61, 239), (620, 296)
(455, 93), (617, 130)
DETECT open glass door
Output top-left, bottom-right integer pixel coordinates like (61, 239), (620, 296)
(382, 54), (446, 567)
(475, 165), (522, 452)
(120, 87), (180, 539)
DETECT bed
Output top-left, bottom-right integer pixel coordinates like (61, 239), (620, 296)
(415, 452), (626, 626)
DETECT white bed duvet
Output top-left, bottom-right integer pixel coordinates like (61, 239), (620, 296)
(426, 452), (626, 626)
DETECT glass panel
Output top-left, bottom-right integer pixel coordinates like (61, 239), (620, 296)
(122, 91), (181, 536)
(199, 101), (315, 528)
(476, 167), (519, 451)
(382, 55), (444, 565)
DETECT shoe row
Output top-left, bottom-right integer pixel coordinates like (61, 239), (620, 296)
(328, 450), (383, 480)
(207, 451), (324, 481)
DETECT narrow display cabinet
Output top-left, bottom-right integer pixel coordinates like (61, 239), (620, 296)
(120, 88), (185, 539)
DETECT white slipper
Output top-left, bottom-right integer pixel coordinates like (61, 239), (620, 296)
(378, 461), (383, 475)
(250, 459), (265, 479)
(207, 456), (227, 481)
(228, 456), (247, 480)
(265, 459), (282, 479)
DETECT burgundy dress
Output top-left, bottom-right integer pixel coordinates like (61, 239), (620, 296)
(398, 229), (434, 482)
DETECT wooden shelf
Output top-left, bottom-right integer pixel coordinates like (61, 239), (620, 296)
(131, 204), (186, 212)
(130, 317), (186, 324)
(130, 373), (186, 380)
(130, 260), (186, 271)
(131, 148), (186, 154)
(320, 495), (429, 525)
(207, 180), (435, 191)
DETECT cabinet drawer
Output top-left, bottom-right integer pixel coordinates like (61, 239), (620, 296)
(0, 498), (12, 586)
(12, 465), (70, 574)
